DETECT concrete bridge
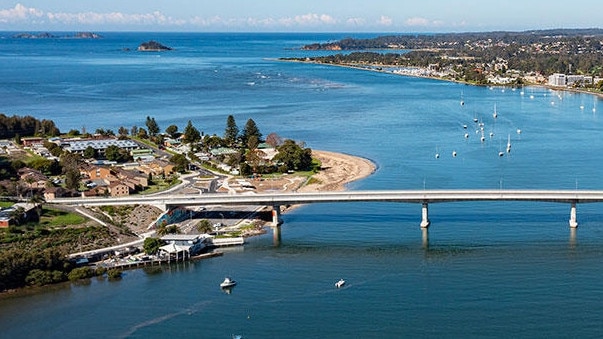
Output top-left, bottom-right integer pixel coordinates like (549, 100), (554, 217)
(50, 189), (603, 231)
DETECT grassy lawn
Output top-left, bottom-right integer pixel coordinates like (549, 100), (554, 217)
(0, 201), (14, 208)
(37, 207), (86, 227)
(139, 178), (182, 195)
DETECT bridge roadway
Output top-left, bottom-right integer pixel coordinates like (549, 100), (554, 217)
(50, 189), (603, 229)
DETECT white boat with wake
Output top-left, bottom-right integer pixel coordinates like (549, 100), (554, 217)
(220, 277), (237, 288)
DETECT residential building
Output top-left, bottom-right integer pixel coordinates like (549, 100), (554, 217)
(62, 138), (140, 157)
(108, 181), (130, 197)
(18, 168), (48, 189)
(548, 73), (566, 86)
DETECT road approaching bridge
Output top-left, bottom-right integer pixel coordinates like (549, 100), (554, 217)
(50, 189), (603, 229)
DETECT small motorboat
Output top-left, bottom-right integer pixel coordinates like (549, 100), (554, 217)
(335, 279), (346, 288)
(220, 277), (237, 288)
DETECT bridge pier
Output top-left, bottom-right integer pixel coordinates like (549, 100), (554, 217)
(272, 224), (281, 247)
(272, 205), (282, 227)
(569, 202), (578, 228)
(422, 227), (429, 249)
(420, 202), (430, 228)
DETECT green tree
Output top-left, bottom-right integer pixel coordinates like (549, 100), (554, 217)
(105, 145), (131, 163)
(107, 269), (122, 280)
(64, 169), (81, 190)
(196, 219), (213, 233)
(274, 139), (313, 172)
(145, 116), (160, 137)
(67, 267), (95, 281)
(245, 148), (264, 173)
(60, 152), (83, 190)
(247, 135), (259, 151)
(239, 162), (252, 176)
(28, 157), (61, 175)
(241, 118), (262, 146)
(182, 120), (201, 144)
(137, 127), (148, 139)
(118, 126), (129, 137)
(165, 124), (179, 138)
(170, 153), (190, 173)
(203, 135), (225, 150)
(83, 146), (97, 159)
(44, 141), (63, 157)
(224, 115), (239, 146)
(143, 237), (165, 254)
(25, 269), (65, 286)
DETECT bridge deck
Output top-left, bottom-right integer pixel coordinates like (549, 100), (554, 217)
(50, 190), (603, 207)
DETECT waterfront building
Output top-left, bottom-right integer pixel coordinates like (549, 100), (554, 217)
(566, 75), (593, 86)
(548, 73), (567, 86)
(159, 234), (211, 259)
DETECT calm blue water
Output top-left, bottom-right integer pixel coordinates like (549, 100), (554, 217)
(1, 32), (603, 338)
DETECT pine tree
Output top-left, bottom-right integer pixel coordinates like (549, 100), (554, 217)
(241, 118), (262, 147)
(183, 120), (201, 144)
(224, 115), (239, 146)
(145, 116), (160, 137)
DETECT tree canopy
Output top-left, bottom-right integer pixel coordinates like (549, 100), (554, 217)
(182, 120), (201, 144)
(224, 115), (239, 146)
(241, 118), (262, 146)
(165, 124), (179, 138)
(274, 139), (313, 172)
(0, 113), (60, 139)
(145, 116), (160, 137)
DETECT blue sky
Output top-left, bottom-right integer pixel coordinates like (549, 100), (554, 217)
(1, 1), (602, 32)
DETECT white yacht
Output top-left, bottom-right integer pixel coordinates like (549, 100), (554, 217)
(220, 277), (237, 288)
(335, 279), (346, 288)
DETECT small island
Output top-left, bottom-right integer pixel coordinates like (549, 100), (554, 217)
(137, 40), (172, 52)
(12, 32), (102, 39)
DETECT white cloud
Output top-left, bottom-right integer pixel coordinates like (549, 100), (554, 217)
(291, 13), (337, 26)
(404, 16), (447, 28)
(0, 4), (364, 31)
(405, 17), (430, 27)
(0, 3), (43, 23)
(346, 17), (366, 26)
(377, 15), (393, 26)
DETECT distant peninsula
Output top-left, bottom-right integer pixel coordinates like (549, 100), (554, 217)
(12, 32), (102, 39)
(286, 28), (603, 92)
(137, 40), (172, 52)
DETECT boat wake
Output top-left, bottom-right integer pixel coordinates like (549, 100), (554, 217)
(119, 300), (213, 338)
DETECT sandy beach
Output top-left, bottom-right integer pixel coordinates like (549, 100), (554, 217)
(252, 149), (376, 194)
(298, 150), (376, 192)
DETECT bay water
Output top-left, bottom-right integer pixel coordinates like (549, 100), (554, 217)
(1, 32), (603, 338)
